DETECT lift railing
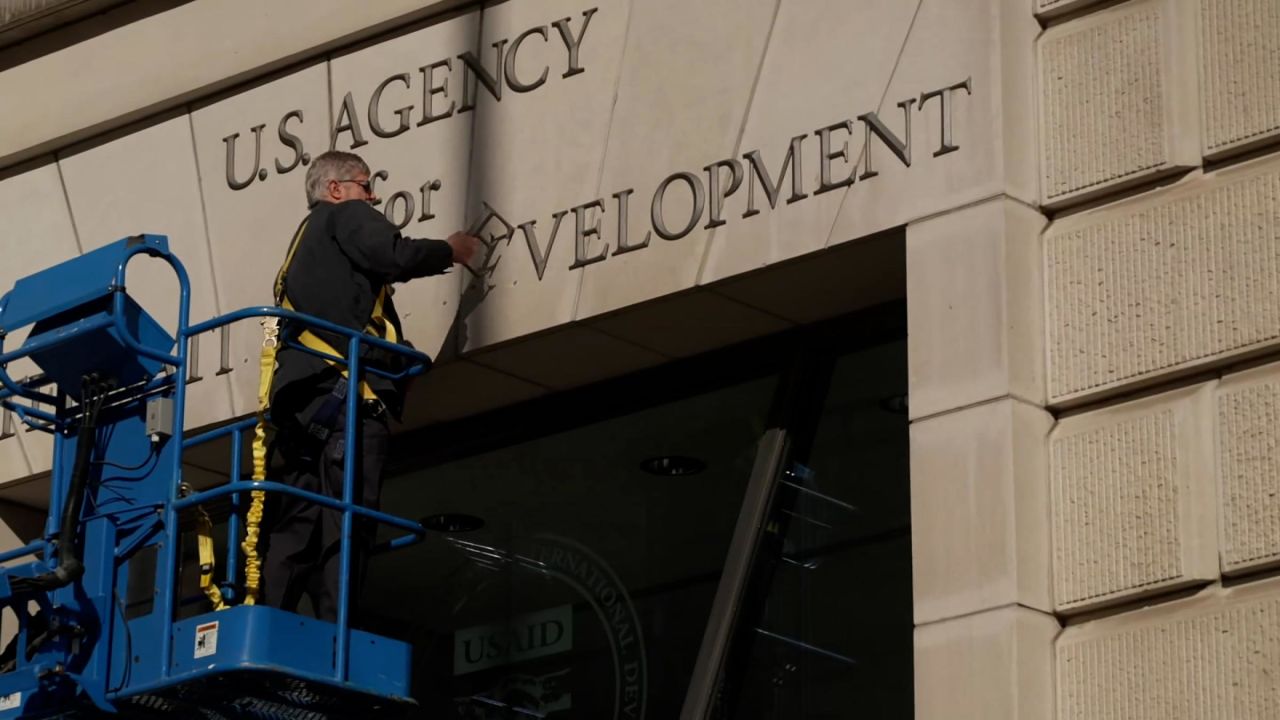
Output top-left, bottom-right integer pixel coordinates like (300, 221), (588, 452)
(179, 307), (431, 682)
(0, 235), (430, 689)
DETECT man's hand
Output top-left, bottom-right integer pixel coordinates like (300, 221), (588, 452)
(445, 231), (484, 266)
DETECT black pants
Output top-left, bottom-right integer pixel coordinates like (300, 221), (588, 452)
(262, 403), (388, 623)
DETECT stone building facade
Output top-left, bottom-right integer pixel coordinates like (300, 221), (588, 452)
(0, 0), (1277, 717)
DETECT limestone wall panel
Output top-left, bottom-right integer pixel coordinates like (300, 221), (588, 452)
(0, 410), (27, 483)
(1216, 362), (1280, 576)
(190, 64), (331, 415)
(1199, 0), (1280, 159)
(700, 0), (1042, 286)
(915, 607), (1058, 720)
(1057, 580), (1280, 720)
(908, 199), (1046, 420)
(467, 326), (665, 391)
(825, 0), (1041, 253)
(1050, 383), (1219, 614)
(586, 289), (790, 359)
(459, 0), (629, 348)
(573, 0), (777, 319)
(1037, 0), (1199, 209)
(911, 399), (1054, 625)
(1045, 157), (1280, 406)
(0, 161), (79, 479)
(58, 117), (233, 431)
(0, 0), (461, 168)
(693, 0), (917, 287)
(12, 424), (50, 477)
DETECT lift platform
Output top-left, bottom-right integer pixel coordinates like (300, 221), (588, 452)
(0, 235), (431, 718)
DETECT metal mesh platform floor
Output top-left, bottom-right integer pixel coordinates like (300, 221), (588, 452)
(41, 672), (418, 720)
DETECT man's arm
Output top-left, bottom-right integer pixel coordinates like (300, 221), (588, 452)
(330, 201), (478, 281)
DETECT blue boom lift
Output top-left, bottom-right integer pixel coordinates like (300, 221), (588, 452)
(0, 235), (431, 718)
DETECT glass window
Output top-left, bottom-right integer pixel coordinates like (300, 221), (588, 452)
(715, 339), (912, 719)
(365, 374), (778, 718)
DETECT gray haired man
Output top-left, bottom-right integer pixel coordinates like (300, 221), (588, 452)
(263, 150), (480, 622)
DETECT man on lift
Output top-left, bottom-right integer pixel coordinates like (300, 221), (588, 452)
(264, 150), (481, 622)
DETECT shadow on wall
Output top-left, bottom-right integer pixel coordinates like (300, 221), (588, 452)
(434, 202), (509, 364)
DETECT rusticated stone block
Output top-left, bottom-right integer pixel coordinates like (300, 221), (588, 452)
(1199, 0), (1280, 159)
(1045, 157), (1280, 405)
(1034, 0), (1109, 22)
(1038, 0), (1198, 208)
(1057, 580), (1280, 719)
(1050, 384), (1219, 614)
(0, 0), (78, 26)
(1217, 362), (1280, 576)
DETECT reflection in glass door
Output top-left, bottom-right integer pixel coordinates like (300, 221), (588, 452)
(366, 373), (778, 718)
(359, 304), (911, 719)
(712, 340), (912, 719)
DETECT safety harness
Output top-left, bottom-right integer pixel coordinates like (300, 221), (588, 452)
(200, 216), (397, 609)
(195, 503), (225, 610)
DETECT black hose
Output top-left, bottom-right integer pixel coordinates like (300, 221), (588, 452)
(9, 374), (109, 594)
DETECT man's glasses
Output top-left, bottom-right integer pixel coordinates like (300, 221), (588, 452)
(335, 178), (373, 194)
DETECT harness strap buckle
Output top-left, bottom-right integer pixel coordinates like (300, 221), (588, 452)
(261, 316), (281, 349)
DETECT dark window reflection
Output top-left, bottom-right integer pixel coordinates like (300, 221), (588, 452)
(717, 340), (912, 720)
(366, 375), (777, 718)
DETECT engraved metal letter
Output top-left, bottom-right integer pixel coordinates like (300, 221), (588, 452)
(384, 191), (416, 230)
(459, 40), (508, 113)
(275, 110), (308, 174)
(419, 179), (442, 222)
(651, 172), (706, 241)
(506, 26), (550, 93)
(742, 134), (807, 218)
(331, 92), (369, 150)
(368, 170), (390, 207)
(858, 98), (915, 180)
(704, 158), (743, 229)
(919, 76), (972, 157)
(223, 124), (266, 190)
(552, 7), (598, 79)
(217, 325), (233, 375)
(517, 211), (569, 281)
(419, 58), (455, 126)
(612, 188), (649, 256)
(369, 73), (414, 139)
(815, 120), (856, 194)
(568, 199), (608, 270)
(187, 335), (203, 384)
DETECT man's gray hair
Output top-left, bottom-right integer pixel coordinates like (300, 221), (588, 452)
(304, 151), (371, 206)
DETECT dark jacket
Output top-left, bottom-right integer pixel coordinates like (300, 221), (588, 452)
(272, 199), (453, 421)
